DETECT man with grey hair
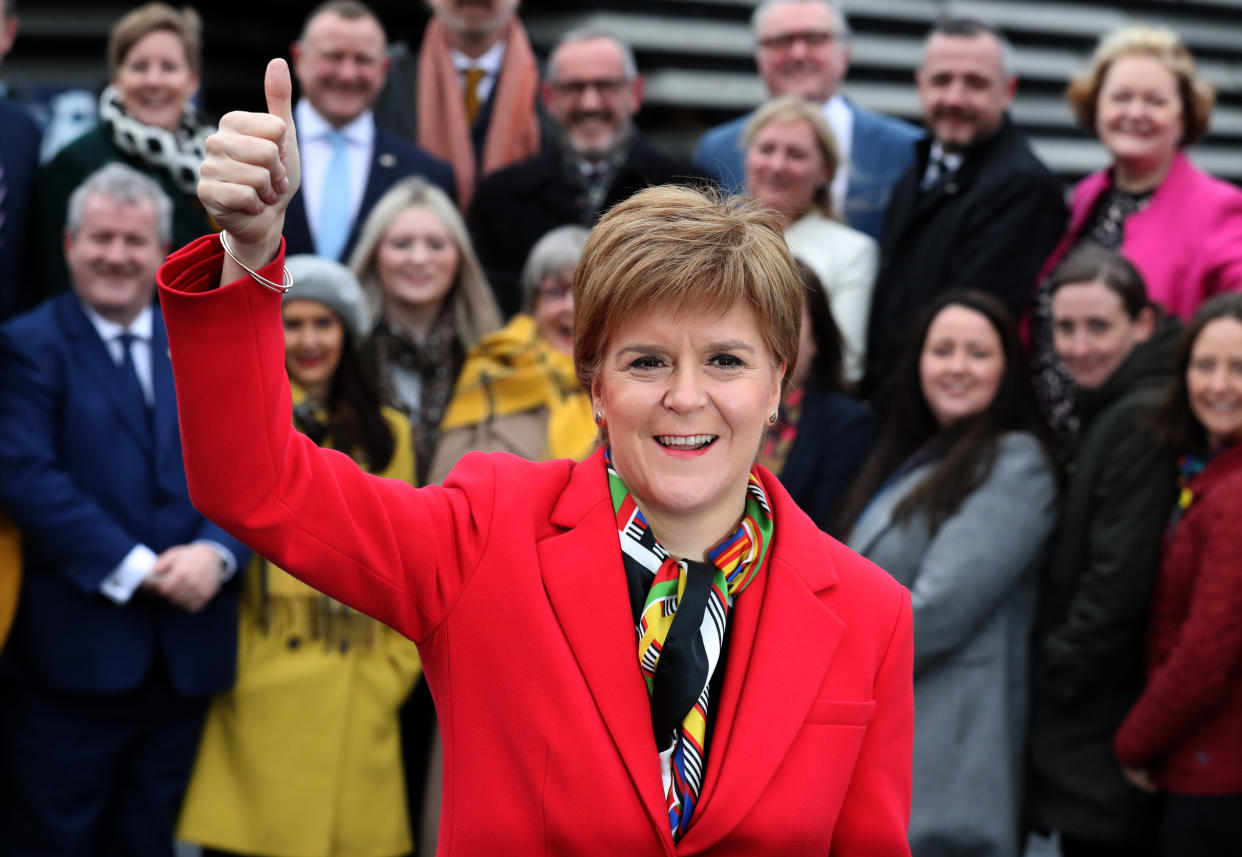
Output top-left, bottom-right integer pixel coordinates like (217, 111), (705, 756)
(0, 0), (40, 319)
(468, 29), (709, 316)
(285, 0), (455, 262)
(0, 162), (247, 855)
(861, 18), (1066, 407)
(694, 0), (921, 241)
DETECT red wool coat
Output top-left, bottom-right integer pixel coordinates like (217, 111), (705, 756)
(158, 235), (914, 856)
(1114, 443), (1242, 794)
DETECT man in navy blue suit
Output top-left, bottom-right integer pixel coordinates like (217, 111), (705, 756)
(285, 0), (456, 263)
(693, 0), (921, 242)
(0, 0), (40, 319)
(0, 163), (247, 857)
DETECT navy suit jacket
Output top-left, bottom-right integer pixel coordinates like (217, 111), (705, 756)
(778, 388), (878, 530)
(693, 97), (922, 242)
(0, 294), (246, 695)
(284, 127), (457, 262)
(0, 98), (41, 320)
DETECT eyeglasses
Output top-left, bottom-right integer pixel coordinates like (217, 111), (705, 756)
(536, 281), (573, 303)
(549, 78), (630, 98)
(759, 30), (838, 51)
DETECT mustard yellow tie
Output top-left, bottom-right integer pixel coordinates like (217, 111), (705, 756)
(463, 68), (486, 124)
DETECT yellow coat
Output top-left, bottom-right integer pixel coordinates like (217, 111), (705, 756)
(178, 401), (423, 857)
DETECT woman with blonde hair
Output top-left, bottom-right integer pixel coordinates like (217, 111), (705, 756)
(743, 94), (878, 383)
(428, 224), (596, 484)
(348, 176), (502, 483)
(36, 3), (214, 297)
(1029, 24), (1242, 435)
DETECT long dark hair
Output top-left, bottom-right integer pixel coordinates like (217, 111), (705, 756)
(1151, 292), (1242, 453)
(294, 326), (396, 474)
(795, 259), (847, 393)
(836, 290), (1054, 537)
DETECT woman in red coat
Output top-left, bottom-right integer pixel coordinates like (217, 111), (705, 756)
(1114, 293), (1242, 855)
(160, 60), (914, 856)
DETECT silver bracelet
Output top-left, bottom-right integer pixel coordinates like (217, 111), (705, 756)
(218, 230), (293, 294)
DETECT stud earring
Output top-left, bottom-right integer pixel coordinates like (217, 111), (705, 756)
(768, 410), (778, 425)
(594, 411), (605, 426)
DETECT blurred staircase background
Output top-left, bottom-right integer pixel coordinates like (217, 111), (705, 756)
(6, 0), (1242, 182)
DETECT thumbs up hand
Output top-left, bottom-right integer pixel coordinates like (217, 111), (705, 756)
(199, 59), (302, 270)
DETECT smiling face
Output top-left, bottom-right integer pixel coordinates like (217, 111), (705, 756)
(532, 267), (575, 354)
(592, 302), (784, 532)
(1052, 280), (1153, 391)
(112, 29), (199, 131)
(754, 1), (849, 102)
(745, 117), (828, 221)
(283, 298), (344, 398)
(375, 205), (461, 315)
(919, 304), (1006, 427)
(1096, 53), (1184, 177)
(65, 192), (166, 326)
(292, 11), (390, 128)
(543, 37), (641, 162)
(1187, 317), (1242, 448)
(916, 32), (1015, 152)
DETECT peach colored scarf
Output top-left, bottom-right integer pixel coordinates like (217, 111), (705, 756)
(417, 17), (541, 209)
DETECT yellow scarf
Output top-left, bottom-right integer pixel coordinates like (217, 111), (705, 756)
(440, 315), (596, 461)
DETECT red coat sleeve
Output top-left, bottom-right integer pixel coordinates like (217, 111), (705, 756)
(157, 235), (495, 643)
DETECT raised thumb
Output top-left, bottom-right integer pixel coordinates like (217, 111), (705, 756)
(264, 57), (294, 125)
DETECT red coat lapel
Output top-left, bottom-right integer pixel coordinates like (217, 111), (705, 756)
(678, 474), (846, 853)
(537, 449), (676, 856)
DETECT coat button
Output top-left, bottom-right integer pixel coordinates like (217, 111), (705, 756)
(287, 636), (302, 650)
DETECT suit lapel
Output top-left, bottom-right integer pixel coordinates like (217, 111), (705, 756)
(59, 296), (151, 448)
(538, 451), (675, 855)
(349, 142), (389, 255)
(678, 494), (845, 853)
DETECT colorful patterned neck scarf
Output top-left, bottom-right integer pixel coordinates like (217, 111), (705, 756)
(605, 450), (774, 841)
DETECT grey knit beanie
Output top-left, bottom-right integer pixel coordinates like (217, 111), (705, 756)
(283, 254), (372, 339)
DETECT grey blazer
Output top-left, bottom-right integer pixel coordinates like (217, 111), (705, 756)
(848, 432), (1057, 857)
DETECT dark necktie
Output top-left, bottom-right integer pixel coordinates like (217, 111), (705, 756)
(117, 332), (152, 430)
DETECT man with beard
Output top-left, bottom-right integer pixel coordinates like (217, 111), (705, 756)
(861, 18), (1066, 406)
(467, 29), (710, 317)
(694, 0), (920, 242)
(374, 0), (541, 208)
(285, 0), (455, 263)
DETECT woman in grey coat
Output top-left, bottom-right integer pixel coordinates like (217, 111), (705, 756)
(839, 291), (1058, 857)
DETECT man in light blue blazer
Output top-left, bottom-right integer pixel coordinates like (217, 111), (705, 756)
(693, 0), (920, 242)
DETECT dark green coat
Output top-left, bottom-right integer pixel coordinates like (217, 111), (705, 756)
(1027, 315), (1180, 845)
(33, 127), (213, 302)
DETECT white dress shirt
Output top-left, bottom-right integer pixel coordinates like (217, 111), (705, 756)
(452, 40), (506, 108)
(823, 94), (854, 219)
(81, 302), (237, 603)
(296, 100), (375, 247)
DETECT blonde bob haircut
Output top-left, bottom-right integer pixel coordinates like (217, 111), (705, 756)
(348, 176), (502, 349)
(574, 184), (801, 391)
(1065, 24), (1215, 146)
(107, 3), (203, 78)
(741, 94), (842, 219)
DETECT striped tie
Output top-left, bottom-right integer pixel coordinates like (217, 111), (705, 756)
(607, 454), (773, 840)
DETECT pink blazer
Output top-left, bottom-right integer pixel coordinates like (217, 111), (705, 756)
(1038, 152), (1242, 319)
(157, 235), (915, 856)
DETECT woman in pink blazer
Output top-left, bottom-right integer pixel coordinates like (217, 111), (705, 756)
(159, 60), (914, 856)
(1029, 25), (1242, 434)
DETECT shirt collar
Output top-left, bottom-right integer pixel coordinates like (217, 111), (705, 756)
(81, 300), (154, 344)
(929, 141), (964, 173)
(451, 40), (505, 76)
(295, 98), (375, 146)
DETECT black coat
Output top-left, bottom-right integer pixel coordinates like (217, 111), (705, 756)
(1026, 316), (1180, 845)
(863, 118), (1066, 403)
(467, 135), (712, 317)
